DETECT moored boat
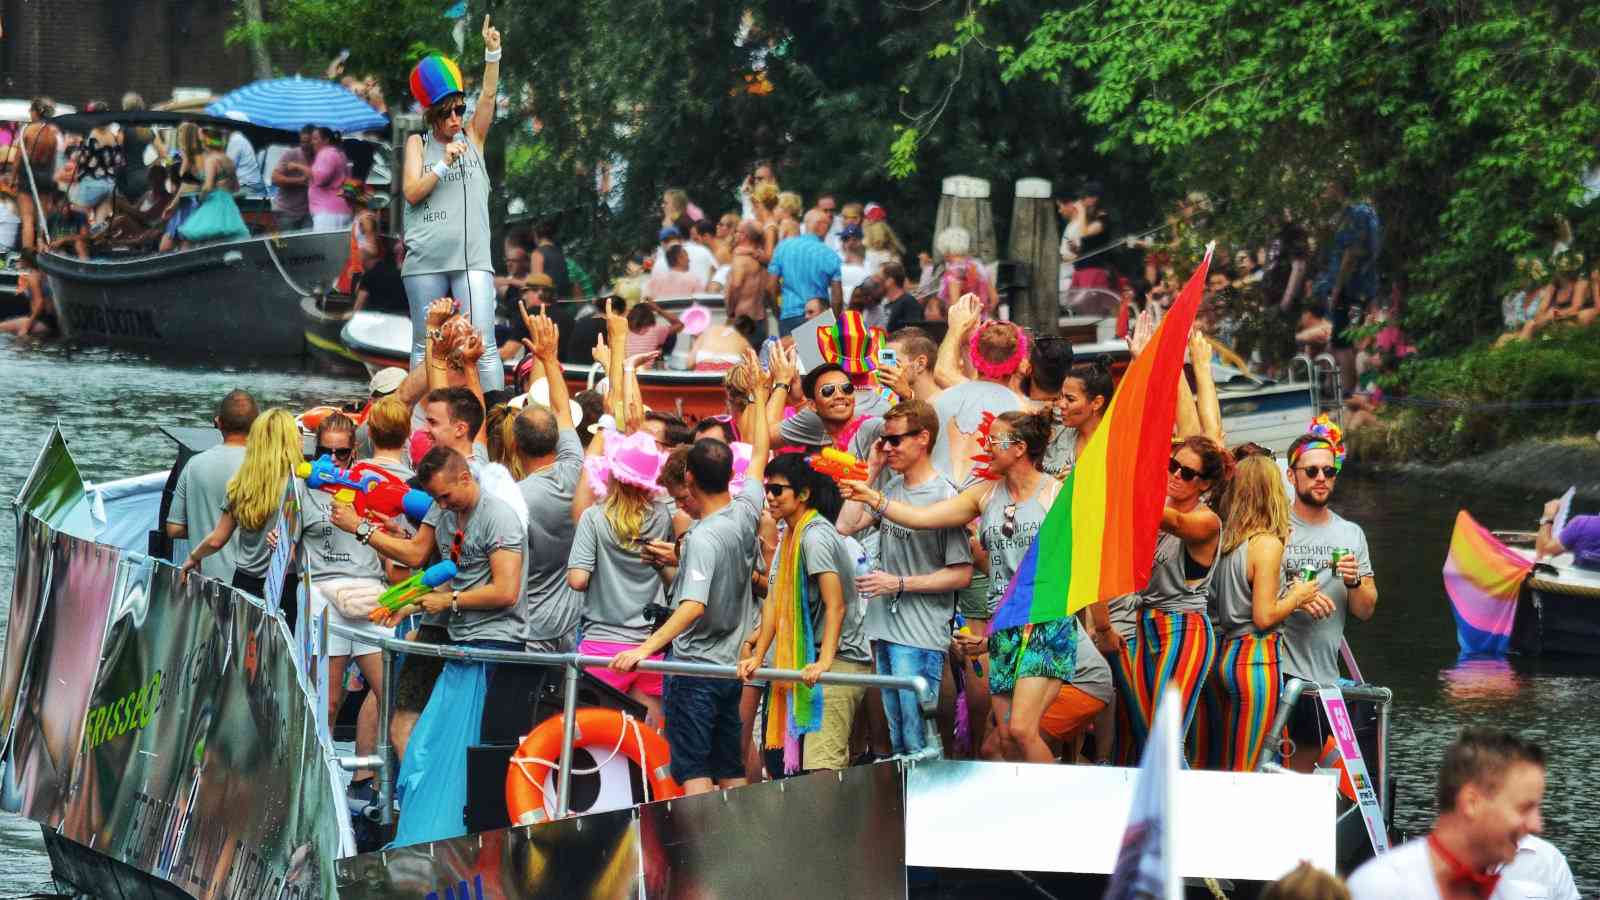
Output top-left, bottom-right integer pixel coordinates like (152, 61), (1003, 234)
(1509, 547), (1600, 657)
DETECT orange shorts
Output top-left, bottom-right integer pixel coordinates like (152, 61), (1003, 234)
(1039, 686), (1108, 741)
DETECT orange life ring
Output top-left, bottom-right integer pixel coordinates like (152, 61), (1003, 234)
(505, 707), (681, 825)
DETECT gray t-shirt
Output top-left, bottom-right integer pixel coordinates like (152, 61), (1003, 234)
(1279, 509), (1373, 683)
(423, 487), (528, 643)
(301, 488), (386, 582)
(866, 473), (973, 651)
(931, 381), (1023, 479)
(518, 430), (585, 641)
(778, 394), (890, 449)
(1042, 424), (1079, 478)
(569, 498), (673, 644)
(669, 479), (765, 666)
(167, 443), (246, 581)
(225, 479), (300, 580)
(402, 132), (493, 276)
(766, 516), (872, 665)
(978, 479), (1050, 613)
(1072, 623), (1115, 705)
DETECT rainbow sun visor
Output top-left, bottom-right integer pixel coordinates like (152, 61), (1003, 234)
(410, 55), (465, 109)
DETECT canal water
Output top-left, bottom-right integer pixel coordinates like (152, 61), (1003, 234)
(0, 337), (1591, 895)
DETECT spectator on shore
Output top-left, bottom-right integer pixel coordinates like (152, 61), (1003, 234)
(1313, 179), (1381, 394)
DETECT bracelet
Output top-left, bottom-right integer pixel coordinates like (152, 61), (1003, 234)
(874, 493), (889, 515)
(1540, 517), (1554, 526)
(427, 327), (444, 341)
(451, 590), (461, 615)
(897, 575), (906, 596)
(430, 161), (450, 180)
(483, 47), (503, 63)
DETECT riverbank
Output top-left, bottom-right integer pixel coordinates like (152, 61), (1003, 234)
(1359, 435), (1600, 504)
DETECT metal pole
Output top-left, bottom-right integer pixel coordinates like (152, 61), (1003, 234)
(911, 675), (943, 760)
(376, 646), (396, 826)
(1377, 697), (1391, 822)
(554, 661), (580, 818)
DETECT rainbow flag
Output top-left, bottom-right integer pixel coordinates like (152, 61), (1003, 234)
(1442, 510), (1533, 656)
(990, 248), (1213, 631)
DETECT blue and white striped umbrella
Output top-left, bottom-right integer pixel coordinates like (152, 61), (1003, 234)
(206, 77), (389, 135)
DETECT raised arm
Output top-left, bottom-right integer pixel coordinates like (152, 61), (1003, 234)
(1161, 503), (1220, 546)
(934, 293), (982, 388)
(469, 16), (501, 145)
(1189, 329), (1223, 444)
(524, 305), (574, 430)
(744, 346), (772, 483)
(842, 479), (985, 531)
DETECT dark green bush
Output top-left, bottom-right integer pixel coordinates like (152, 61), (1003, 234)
(1379, 324), (1600, 461)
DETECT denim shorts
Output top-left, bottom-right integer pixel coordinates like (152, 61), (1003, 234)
(663, 675), (744, 782)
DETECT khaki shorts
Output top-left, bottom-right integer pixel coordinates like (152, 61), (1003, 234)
(802, 658), (872, 771)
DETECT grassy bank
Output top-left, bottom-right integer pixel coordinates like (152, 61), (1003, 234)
(1353, 323), (1600, 463)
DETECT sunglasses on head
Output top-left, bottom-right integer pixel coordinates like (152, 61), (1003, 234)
(1297, 465), (1339, 480)
(817, 382), (855, 399)
(1168, 457), (1203, 482)
(317, 445), (355, 461)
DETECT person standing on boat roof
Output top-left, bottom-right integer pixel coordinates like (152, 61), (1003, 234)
(164, 389), (258, 582)
(1279, 418), (1377, 773)
(401, 17), (505, 391)
(1348, 727), (1547, 900)
(269, 126), (316, 231)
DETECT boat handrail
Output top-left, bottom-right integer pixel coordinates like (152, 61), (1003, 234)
(325, 621), (941, 827)
(1259, 676), (1393, 820)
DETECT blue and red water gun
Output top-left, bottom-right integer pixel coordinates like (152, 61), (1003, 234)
(297, 456), (432, 525)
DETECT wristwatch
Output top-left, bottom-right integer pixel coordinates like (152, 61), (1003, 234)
(450, 590), (461, 615)
(1540, 517), (1555, 526)
(1342, 576), (1362, 589)
(771, 381), (791, 394)
(355, 520), (374, 544)
(427, 327), (444, 342)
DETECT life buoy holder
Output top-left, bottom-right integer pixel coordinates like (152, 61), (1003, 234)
(506, 707), (682, 826)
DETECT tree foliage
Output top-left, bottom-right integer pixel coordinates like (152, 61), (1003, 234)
(996, 0), (1600, 352)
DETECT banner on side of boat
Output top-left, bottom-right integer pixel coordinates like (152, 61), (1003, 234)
(1316, 687), (1389, 857)
(0, 520), (343, 900)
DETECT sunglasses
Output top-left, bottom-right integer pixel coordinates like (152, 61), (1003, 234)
(449, 528), (464, 564)
(1168, 457), (1203, 482)
(986, 436), (1020, 451)
(1001, 504), (1019, 538)
(879, 431), (918, 448)
(317, 445), (356, 461)
(764, 483), (795, 498)
(817, 382), (855, 399)
(447, 104), (468, 119)
(1296, 465), (1339, 480)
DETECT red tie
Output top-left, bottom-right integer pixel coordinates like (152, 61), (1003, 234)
(1428, 833), (1500, 899)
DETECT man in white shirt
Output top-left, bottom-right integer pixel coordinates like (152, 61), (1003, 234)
(1502, 835), (1579, 900)
(225, 130), (267, 196)
(1348, 728), (1548, 900)
(652, 226), (717, 286)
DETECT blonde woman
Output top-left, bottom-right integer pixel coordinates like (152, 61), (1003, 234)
(863, 219), (904, 273)
(661, 187), (692, 235)
(751, 182), (781, 261)
(180, 409), (304, 614)
(158, 122), (206, 253)
(566, 430), (673, 723)
(1197, 452), (1327, 771)
(776, 191), (803, 240)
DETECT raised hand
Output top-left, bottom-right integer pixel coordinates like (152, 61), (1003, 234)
(949, 292), (982, 339)
(1129, 307), (1155, 358)
(427, 297), (455, 328)
(591, 334), (610, 367)
(525, 307), (559, 360)
(482, 14), (501, 52)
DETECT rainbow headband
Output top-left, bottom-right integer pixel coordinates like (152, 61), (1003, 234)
(410, 54), (464, 109)
(1289, 414), (1347, 472)
(968, 321), (1030, 380)
(816, 311), (883, 376)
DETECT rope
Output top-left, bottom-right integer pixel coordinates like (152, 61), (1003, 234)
(1381, 394), (1600, 412)
(262, 236), (315, 298)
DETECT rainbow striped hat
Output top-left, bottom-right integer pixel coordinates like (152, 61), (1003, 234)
(816, 310), (883, 376)
(410, 55), (465, 109)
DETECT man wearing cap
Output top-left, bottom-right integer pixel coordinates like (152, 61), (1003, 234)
(838, 222), (870, 305)
(354, 368), (406, 459)
(497, 269), (557, 361)
(769, 208), (843, 336)
(652, 225), (717, 286)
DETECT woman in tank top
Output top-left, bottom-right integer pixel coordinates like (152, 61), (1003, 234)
(1193, 452), (1326, 772)
(1044, 360), (1112, 479)
(1110, 434), (1232, 766)
(845, 410), (1118, 763)
(401, 17), (504, 390)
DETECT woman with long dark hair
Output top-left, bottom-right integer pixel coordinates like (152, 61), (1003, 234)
(401, 16), (504, 389)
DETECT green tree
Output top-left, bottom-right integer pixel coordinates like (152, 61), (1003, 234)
(994, 0), (1600, 353)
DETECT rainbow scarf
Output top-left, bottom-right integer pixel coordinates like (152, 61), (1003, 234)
(764, 511), (824, 753)
(816, 310), (883, 376)
(990, 248), (1213, 630)
(1442, 510), (1533, 656)
(409, 54), (464, 109)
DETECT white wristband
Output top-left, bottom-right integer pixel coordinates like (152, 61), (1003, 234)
(430, 161), (450, 180)
(484, 48), (503, 63)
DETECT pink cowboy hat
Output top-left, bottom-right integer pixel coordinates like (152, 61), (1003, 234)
(583, 429), (667, 499)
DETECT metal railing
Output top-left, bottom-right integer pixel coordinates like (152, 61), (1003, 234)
(326, 623), (941, 827)
(1258, 676), (1393, 819)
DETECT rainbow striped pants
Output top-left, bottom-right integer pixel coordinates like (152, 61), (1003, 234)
(1192, 632), (1281, 772)
(1110, 608), (1216, 765)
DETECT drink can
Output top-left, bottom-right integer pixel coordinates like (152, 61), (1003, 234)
(1330, 548), (1349, 567)
(1300, 565), (1320, 583)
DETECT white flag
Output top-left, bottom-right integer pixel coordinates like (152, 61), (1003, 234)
(1104, 687), (1182, 900)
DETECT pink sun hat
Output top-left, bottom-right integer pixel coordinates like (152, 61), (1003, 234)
(680, 303), (712, 336)
(583, 429), (668, 499)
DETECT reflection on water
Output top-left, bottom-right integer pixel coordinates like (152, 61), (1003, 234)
(0, 338), (1594, 893)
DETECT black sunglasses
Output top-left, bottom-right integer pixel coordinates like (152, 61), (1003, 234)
(448, 104), (468, 118)
(1168, 457), (1203, 482)
(1002, 503), (1019, 538)
(764, 482), (795, 497)
(818, 382), (855, 399)
(317, 445), (356, 461)
(879, 431), (918, 448)
(1297, 465), (1339, 480)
